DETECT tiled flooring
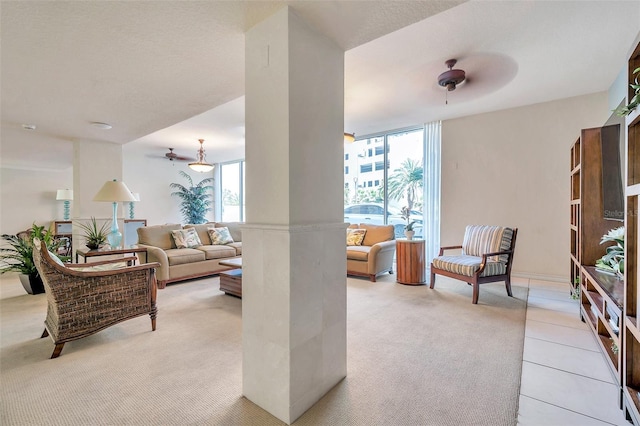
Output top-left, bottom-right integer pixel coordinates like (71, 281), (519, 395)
(517, 278), (632, 425)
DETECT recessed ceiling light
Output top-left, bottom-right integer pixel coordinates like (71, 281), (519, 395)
(90, 122), (112, 130)
(22, 124), (36, 130)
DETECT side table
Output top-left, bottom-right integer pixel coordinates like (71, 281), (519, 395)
(396, 239), (426, 285)
(76, 246), (148, 265)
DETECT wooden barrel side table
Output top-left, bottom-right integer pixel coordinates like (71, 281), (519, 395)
(396, 239), (426, 285)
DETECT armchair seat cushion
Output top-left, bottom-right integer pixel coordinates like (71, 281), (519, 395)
(432, 255), (507, 277)
(347, 246), (371, 261)
(165, 248), (206, 266)
(196, 245), (237, 260)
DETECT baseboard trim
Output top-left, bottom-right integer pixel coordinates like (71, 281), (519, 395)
(512, 271), (568, 283)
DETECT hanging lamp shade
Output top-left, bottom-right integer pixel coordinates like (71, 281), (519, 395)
(344, 132), (356, 143)
(188, 139), (214, 172)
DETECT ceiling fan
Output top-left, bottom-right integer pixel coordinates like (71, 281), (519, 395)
(163, 148), (195, 162)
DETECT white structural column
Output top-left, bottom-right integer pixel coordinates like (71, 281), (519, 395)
(243, 7), (347, 424)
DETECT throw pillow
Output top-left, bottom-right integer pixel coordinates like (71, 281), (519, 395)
(208, 227), (234, 245)
(47, 250), (65, 267)
(171, 228), (202, 249)
(346, 228), (367, 246)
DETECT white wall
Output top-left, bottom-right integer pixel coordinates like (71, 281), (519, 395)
(441, 91), (610, 280)
(122, 143), (216, 226)
(0, 166), (73, 234)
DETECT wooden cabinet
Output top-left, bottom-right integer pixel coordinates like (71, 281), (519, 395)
(624, 40), (640, 426)
(581, 267), (623, 380)
(571, 120), (627, 409)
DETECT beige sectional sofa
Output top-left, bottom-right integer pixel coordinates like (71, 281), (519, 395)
(346, 223), (396, 282)
(137, 222), (242, 289)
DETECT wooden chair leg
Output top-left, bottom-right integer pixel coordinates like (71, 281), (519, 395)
(369, 274), (377, 282)
(41, 329), (49, 338)
(51, 343), (65, 359)
(505, 277), (513, 297)
(472, 283), (480, 304)
(429, 272), (436, 289)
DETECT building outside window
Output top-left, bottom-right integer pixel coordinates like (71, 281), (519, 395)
(220, 160), (245, 222)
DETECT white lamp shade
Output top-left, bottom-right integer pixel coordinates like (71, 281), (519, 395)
(93, 180), (137, 202)
(344, 132), (356, 144)
(56, 189), (73, 201)
(132, 192), (141, 202)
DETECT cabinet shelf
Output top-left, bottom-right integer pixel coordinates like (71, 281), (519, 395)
(628, 317), (640, 342)
(624, 39), (640, 424)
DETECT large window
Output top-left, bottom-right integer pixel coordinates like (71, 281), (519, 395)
(343, 122), (440, 268)
(220, 161), (245, 222)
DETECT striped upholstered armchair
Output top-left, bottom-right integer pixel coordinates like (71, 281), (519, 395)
(430, 225), (518, 304)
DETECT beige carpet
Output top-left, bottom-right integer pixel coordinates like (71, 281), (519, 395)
(0, 272), (527, 425)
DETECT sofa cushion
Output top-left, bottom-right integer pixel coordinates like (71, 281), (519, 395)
(184, 223), (215, 246)
(137, 223), (183, 250)
(165, 248), (206, 266)
(208, 227), (234, 245)
(171, 228), (202, 249)
(214, 222), (242, 242)
(462, 225), (513, 262)
(228, 242), (242, 255)
(346, 246), (370, 261)
(196, 245), (237, 260)
(432, 255), (507, 277)
(358, 223), (394, 247)
(346, 229), (367, 246)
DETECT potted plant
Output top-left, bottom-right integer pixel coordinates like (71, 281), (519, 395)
(0, 223), (64, 294)
(400, 206), (417, 240)
(170, 170), (214, 224)
(595, 226), (624, 277)
(78, 217), (109, 250)
(615, 66), (640, 116)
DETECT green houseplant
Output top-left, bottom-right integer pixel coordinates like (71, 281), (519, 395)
(170, 170), (214, 224)
(615, 66), (640, 116)
(595, 226), (624, 277)
(0, 223), (64, 294)
(78, 217), (109, 249)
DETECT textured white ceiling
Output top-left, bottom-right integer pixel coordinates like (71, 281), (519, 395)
(1, 1), (639, 169)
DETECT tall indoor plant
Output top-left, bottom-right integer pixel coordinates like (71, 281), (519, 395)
(170, 170), (214, 224)
(0, 223), (64, 294)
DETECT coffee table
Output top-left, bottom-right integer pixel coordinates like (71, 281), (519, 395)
(219, 258), (242, 297)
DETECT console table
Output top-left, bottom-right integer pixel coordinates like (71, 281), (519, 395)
(396, 239), (426, 285)
(76, 246), (148, 264)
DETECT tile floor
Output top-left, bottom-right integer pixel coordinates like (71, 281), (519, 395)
(517, 278), (633, 425)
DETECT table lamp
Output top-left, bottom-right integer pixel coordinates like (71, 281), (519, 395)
(129, 193), (140, 219)
(93, 180), (137, 249)
(56, 189), (73, 220)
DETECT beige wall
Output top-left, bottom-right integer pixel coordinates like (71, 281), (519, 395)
(0, 166), (73, 234)
(122, 143), (215, 226)
(441, 92), (611, 280)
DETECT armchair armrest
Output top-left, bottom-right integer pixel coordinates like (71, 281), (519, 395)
(368, 240), (397, 256)
(136, 244), (170, 282)
(477, 250), (513, 274)
(438, 245), (462, 256)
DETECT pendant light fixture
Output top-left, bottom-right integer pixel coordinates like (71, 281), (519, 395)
(344, 132), (356, 144)
(188, 139), (214, 173)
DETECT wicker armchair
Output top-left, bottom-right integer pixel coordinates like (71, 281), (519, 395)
(33, 238), (160, 358)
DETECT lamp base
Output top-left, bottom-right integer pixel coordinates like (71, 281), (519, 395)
(107, 231), (122, 249)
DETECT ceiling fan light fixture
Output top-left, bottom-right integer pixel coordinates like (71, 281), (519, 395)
(188, 139), (214, 173)
(438, 59), (466, 91)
